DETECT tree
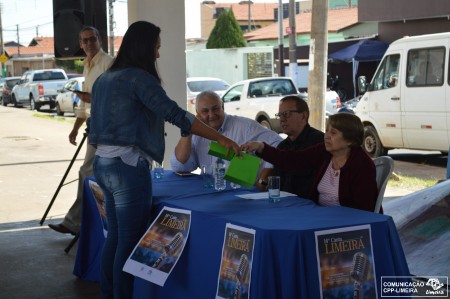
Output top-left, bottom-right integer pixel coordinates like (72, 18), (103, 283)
(207, 9), (246, 49)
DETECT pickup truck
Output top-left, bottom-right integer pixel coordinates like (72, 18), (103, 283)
(222, 77), (341, 132)
(11, 69), (68, 111)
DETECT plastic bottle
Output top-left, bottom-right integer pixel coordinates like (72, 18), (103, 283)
(214, 158), (226, 191)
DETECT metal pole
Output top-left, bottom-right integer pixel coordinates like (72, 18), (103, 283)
(278, 0), (285, 76)
(248, 0), (251, 32)
(40, 134), (87, 225)
(108, 0), (115, 56)
(288, 0), (298, 85)
(0, 4), (4, 76)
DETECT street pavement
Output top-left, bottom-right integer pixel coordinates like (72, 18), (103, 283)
(0, 105), (447, 298)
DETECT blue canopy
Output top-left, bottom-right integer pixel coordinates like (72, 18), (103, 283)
(329, 39), (389, 97)
(329, 39), (389, 63)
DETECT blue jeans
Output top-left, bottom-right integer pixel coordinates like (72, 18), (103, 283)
(93, 156), (152, 299)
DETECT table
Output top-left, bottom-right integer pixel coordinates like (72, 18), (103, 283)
(74, 171), (410, 298)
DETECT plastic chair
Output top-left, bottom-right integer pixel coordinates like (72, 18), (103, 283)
(373, 156), (394, 213)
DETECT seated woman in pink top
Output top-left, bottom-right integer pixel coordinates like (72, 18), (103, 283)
(241, 113), (379, 212)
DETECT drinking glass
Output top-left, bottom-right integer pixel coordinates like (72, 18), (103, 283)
(153, 161), (164, 180)
(268, 176), (281, 203)
(201, 165), (214, 189)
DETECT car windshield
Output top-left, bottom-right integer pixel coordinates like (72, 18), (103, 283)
(248, 79), (298, 97)
(187, 80), (229, 92)
(6, 79), (20, 88)
(34, 71), (66, 81)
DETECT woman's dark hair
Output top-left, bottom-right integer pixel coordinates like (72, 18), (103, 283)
(110, 21), (161, 82)
(328, 113), (364, 147)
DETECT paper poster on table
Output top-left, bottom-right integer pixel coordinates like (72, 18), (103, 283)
(315, 224), (378, 299)
(123, 206), (191, 286)
(216, 223), (255, 299)
(88, 180), (107, 237)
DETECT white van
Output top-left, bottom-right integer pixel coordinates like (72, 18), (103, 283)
(356, 32), (450, 157)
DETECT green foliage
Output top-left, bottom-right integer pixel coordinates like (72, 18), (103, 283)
(55, 59), (84, 74)
(207, 9), (246, 49)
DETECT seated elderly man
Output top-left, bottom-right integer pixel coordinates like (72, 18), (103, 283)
(271, 95), (324, 196)
(170, 91), (282, 187)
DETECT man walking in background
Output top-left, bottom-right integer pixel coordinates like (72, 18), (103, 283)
(48, 26), (114, 235)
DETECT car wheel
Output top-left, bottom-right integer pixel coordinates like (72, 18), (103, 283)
(56, 103), (64, 116)
(363, 125), (387, 158)
(30, 95), (41, 111)
(12, 95), (19, 107)
(30, 96), (35, 110)
(259, 118), (272, 130)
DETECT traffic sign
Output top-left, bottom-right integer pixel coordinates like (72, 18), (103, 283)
(0, 53), (8, 64)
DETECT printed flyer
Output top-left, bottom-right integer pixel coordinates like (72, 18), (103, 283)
(88, 180), (107, 237)
(123, 206), (191, 286)
(216, 223), (256, 299)
(315, 224), (378, 299)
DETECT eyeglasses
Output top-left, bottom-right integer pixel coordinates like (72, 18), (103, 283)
(275, 110), (301, 119)
(79, 36), (98, 44)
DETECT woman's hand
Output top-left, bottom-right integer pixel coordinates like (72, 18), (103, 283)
(241, 141), (264, 154)
(217, 135), (241, 158)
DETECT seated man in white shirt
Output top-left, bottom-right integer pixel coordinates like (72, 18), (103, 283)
(170, 91), (282, 188)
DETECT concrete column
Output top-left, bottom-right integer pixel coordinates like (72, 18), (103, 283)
(308, 0), (328, 132)
(127, 0), (187, 169)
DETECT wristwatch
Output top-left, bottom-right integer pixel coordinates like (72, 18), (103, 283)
(258, 178), (268, 186)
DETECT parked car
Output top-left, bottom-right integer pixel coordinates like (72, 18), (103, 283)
(338, 96), (361, 114)
(222, 77), (341, 132)
(11, 69), (68, 111)
(299, 90), (342, 117)
(0, 77), (21, 106)
(55, 77), (85, 116)
(66, 73), (83, 79)
(186, 77), (230, 113)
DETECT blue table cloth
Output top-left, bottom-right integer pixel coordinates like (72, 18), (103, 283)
(74, 171), (410, 298)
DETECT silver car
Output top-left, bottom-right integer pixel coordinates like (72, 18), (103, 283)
(186, 77), (230, 113)
(55, 77), (84, 116)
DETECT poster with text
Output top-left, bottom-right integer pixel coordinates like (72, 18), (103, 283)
(123, 206), (191, 286)
(88, 180), (107, 237)
(216, 223), (256, 299)
(315, 224), (378, 299)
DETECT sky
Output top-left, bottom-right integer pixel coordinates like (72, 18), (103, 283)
(0, 0), (292, 44)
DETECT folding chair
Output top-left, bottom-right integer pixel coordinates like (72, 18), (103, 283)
(373, 156), (394, 213)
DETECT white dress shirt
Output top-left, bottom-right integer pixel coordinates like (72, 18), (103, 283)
(170, 114), (282, 172)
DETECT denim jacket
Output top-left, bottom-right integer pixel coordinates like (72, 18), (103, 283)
(88, 67), (195, 163)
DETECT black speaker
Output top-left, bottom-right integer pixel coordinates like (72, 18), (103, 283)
(53, 0), (107, 59)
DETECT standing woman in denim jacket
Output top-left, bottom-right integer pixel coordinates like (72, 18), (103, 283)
(89, 21), (240, 299)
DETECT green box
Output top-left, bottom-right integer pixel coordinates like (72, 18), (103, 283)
(224, 153), (261, 188)
(208, 141), (235, 161)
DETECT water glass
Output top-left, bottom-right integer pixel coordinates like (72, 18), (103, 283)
(268, 176), (281, 203)
(153, 161), (164, 180)
(201, 165), (214, 189)
(230, 182), (241, 189)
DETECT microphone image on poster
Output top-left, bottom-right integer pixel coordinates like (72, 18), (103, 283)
(351, 252), (369, 299)
(123, 207), (191, 287)
(233, 254), (250, 299)
(216, 223), (255, 299)
(152, 232), (184, 269)
(315, 224), (378, 299)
